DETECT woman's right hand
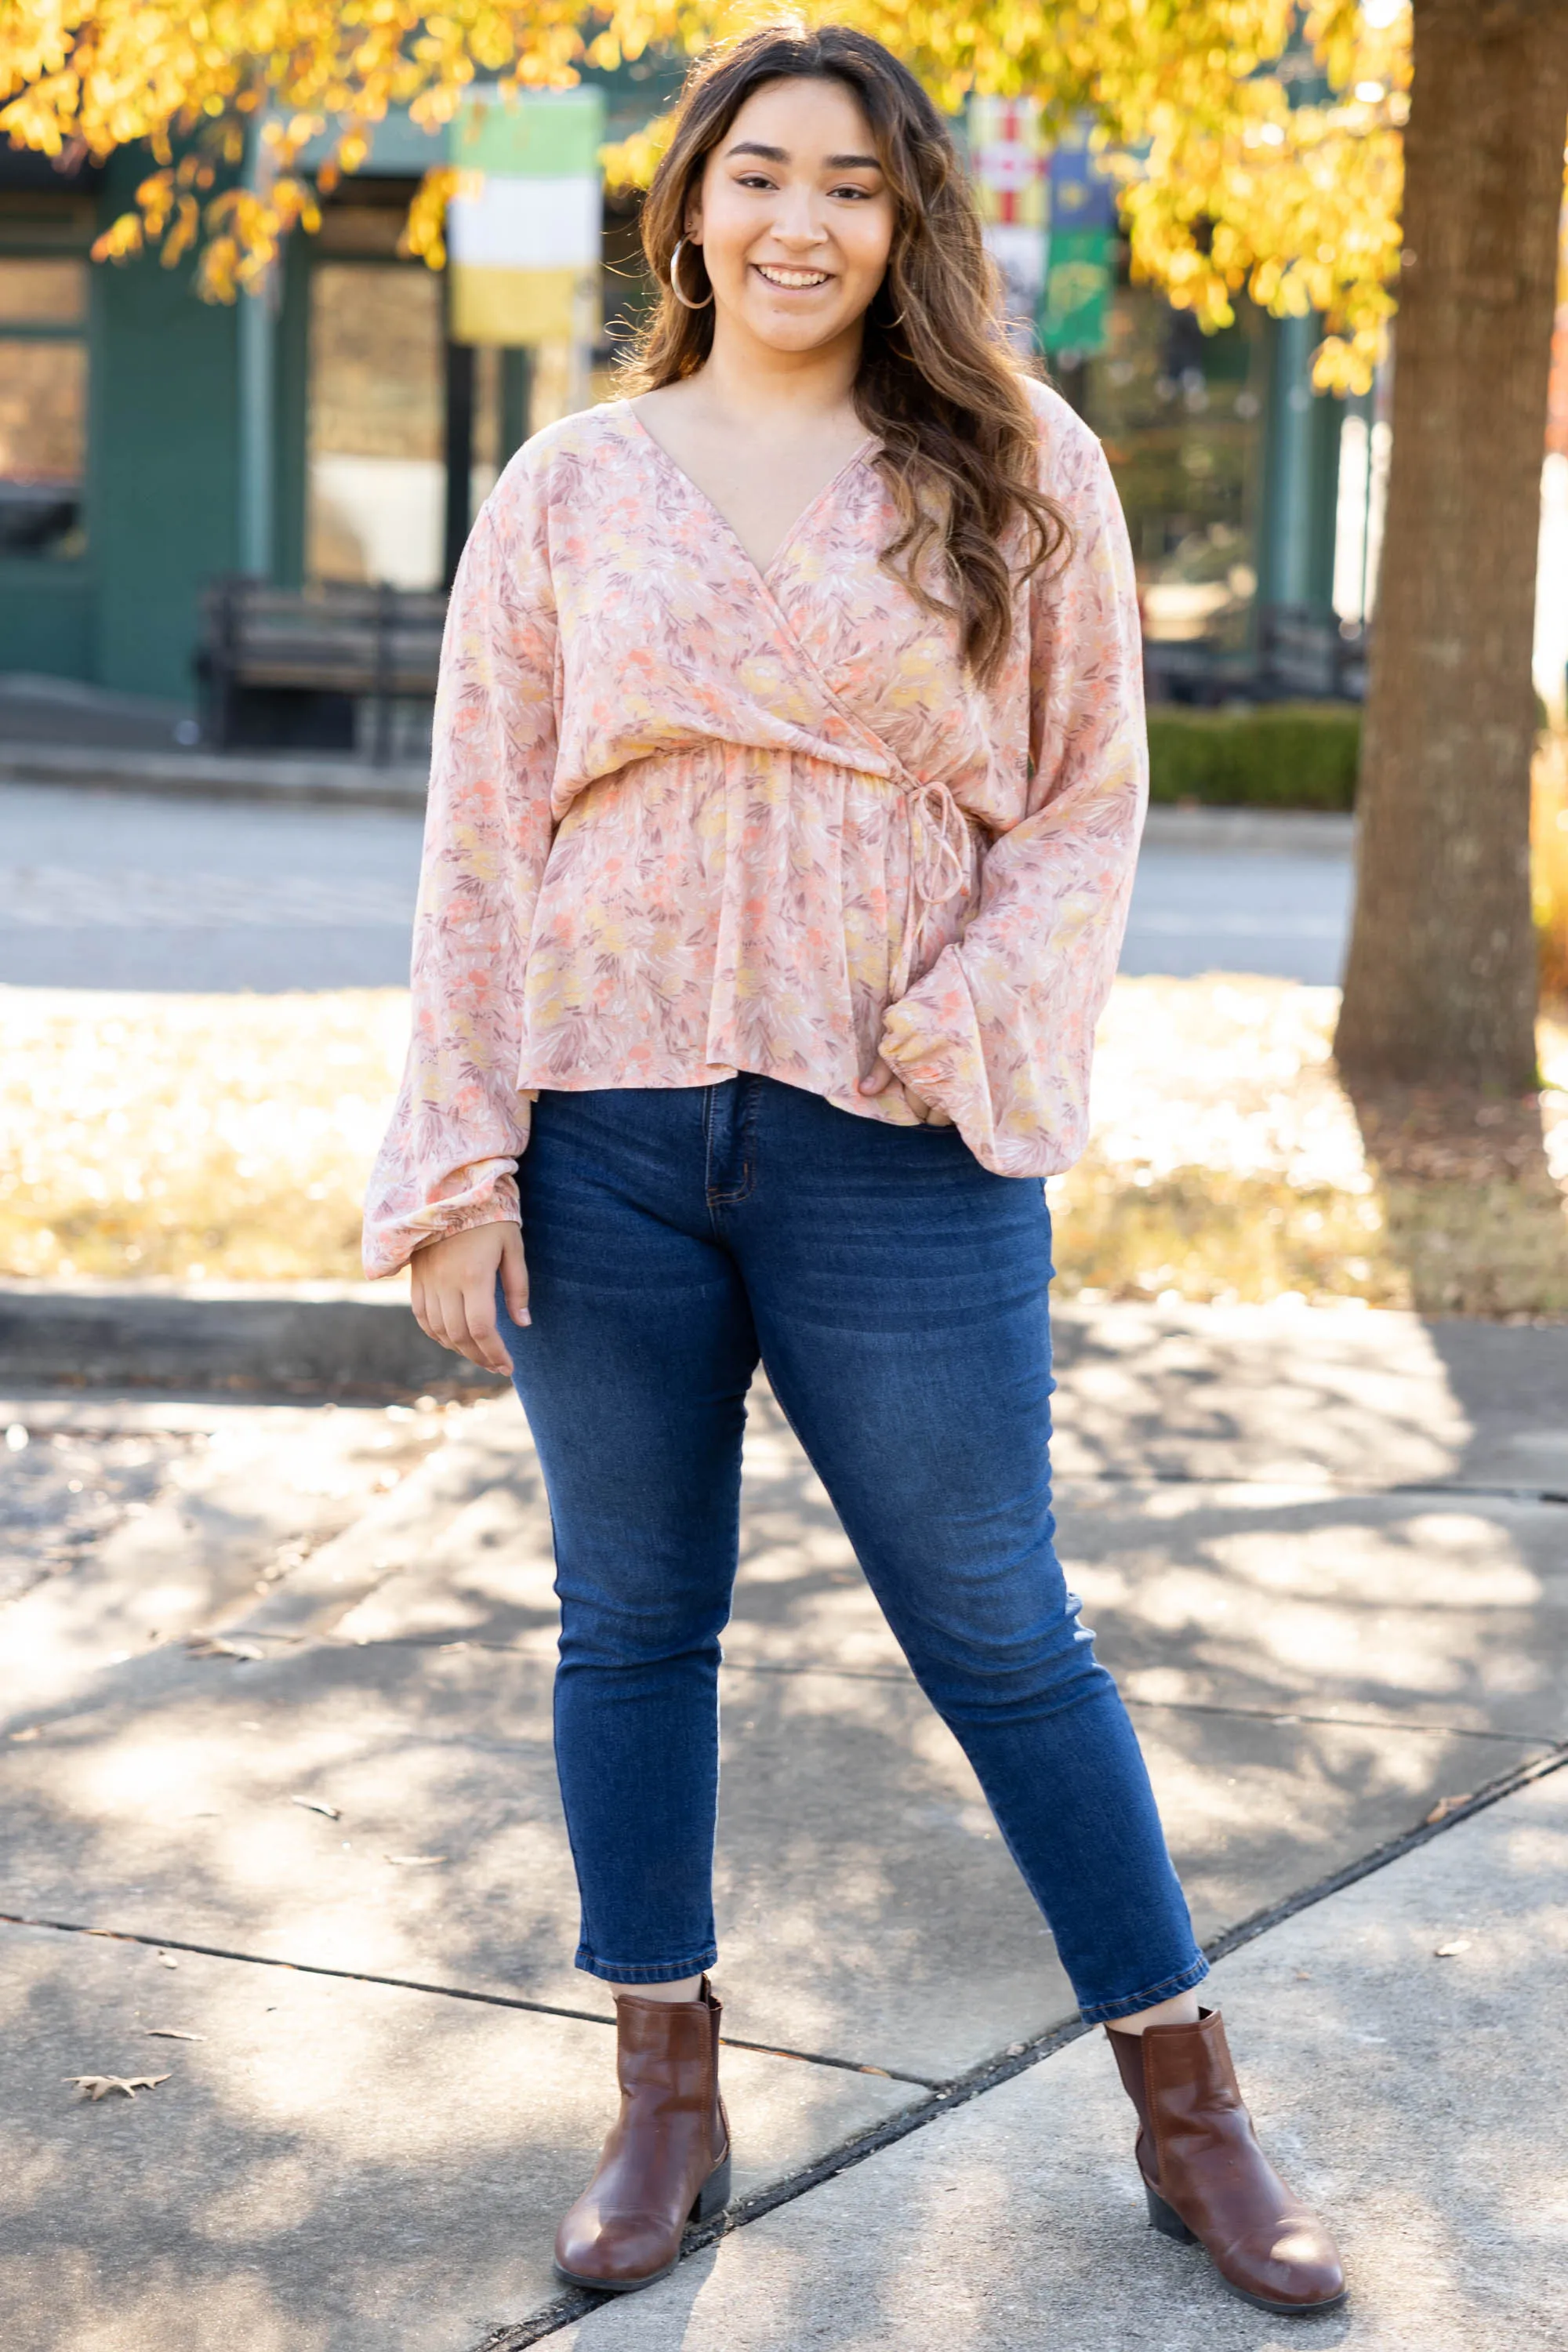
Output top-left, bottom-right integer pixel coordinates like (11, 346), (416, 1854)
(410, 1221), (530, 1374)
(856, 1058), (954, 1126)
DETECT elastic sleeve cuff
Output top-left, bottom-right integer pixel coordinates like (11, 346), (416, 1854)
(363, 1171), (521, 1279)
(407, 1200), (521, 1257)
(878, 950), (1000, 1170)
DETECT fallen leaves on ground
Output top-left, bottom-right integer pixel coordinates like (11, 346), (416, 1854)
(2, 978), (1565, 1316)
(0, 985), (409, 1283)
(1049, 982), (1568, 1317)
(66, 2074), (171, 2100)
(186, 1634), (265, 1662)
(1424, 1794), (1472, 1825)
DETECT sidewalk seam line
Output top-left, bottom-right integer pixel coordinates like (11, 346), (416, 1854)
(264, 1635), (1564, 1748)
(1061, 1471), (1568, 1505)
(0, 1914), (938, 2088)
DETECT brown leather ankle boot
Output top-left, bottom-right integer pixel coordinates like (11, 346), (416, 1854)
(554, 1976), (731, 2293)
(1107, 2007), (1345, 2315)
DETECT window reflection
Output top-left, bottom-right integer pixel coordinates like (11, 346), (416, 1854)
(0, 260), (87, 325)
(307, 261), (444, 588)
(1085, 291), (1265, 657)
(0, 258), (89, 560)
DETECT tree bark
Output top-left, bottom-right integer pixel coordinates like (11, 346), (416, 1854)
(1335, 0), (1568, 1087)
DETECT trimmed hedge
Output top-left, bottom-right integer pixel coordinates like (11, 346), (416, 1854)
(1147, 702), (1361, 811)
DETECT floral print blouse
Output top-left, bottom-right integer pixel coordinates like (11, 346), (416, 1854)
(363, 377), (1147, 1278)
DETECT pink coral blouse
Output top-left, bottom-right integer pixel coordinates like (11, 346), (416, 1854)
(362, 376), (1147, 1278)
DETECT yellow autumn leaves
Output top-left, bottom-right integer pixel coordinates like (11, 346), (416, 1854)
(0, 0), (1410, 382)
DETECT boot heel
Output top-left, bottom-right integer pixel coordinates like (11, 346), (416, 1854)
(689, 2150), (731, 2223)
(1145, 2182), (1196, 2243)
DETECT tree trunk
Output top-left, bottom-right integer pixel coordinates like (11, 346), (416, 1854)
(1335, 0), (1568, 1087)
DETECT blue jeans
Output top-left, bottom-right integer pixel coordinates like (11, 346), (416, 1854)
(500, 1076), (1208, 2025)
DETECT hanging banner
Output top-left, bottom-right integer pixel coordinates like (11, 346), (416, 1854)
(1040, 126), (1118, 358)
(447, 86), (604, 347)
(967, 95), (1049, 352)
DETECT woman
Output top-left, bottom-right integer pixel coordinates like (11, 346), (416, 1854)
(365, 21), (1344, 2318)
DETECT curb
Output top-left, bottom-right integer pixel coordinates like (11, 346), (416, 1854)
(0, 742), (427, 813)
(0, 1279), (504, 1396)
(2, 745), (1359, 846)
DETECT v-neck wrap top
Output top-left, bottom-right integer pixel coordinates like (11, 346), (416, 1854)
(363, 377), (1147, 1278)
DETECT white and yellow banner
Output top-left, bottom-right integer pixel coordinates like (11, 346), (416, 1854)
(447, 88), (604, 347)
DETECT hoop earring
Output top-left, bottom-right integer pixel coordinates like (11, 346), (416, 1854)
(670, 236), (714, 310)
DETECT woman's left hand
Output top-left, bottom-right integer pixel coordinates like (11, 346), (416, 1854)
(858, 1058), (953, 1126)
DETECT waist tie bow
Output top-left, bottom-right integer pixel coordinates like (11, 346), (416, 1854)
(893, 774), (977, 997)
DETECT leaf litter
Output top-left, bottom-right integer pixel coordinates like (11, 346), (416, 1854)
(4, 979), (1563, 1316)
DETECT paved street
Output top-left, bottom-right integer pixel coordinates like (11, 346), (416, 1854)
(1122, 812), (1353, 985)
(0, 783), (1352, 992)
(2, 1299), (1565, 2347)
(0, 785), (424, 993)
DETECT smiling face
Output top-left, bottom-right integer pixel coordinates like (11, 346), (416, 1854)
(684, 75), (896, 357)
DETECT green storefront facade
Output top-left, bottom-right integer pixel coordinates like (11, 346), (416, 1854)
(2, 149), (246, 699)
(0, 90), (1364, 722)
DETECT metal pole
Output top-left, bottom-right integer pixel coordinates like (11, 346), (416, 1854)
(443, 338), (476, 588)
(500, 347), (532, 460)
(372, 579), (394, 768)
(237, 121), (278, 579)
(1261, 309), (1316, 613)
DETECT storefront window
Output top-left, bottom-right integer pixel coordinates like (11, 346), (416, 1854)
(1084, 289), (1265, 656)
(307, 260), (444, 587)
(0, 257), (89, 560)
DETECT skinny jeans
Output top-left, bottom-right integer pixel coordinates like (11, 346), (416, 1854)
(499, 1074), (1208, 2025)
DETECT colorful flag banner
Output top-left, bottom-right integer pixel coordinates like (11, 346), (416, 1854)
(967, 95), (1050, 351)
(447, 87), (604, 347)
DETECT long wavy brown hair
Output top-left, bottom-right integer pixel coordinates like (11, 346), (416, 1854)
(616, 21), (1070, 686)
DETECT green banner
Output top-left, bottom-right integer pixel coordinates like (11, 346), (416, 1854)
(450, 85), (604, 176)
(1040, 226), (1112, 358)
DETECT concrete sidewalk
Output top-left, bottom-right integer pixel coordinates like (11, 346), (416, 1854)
(2, 1301), (1565, 2349)
(558, 1759), (1567, 2352)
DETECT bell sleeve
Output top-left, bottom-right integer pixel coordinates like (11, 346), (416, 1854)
(361, 484), (560, 1278)
(876, 410), (1147, 1177)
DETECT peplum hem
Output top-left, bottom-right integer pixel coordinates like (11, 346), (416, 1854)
(517, 741), (976, 1106)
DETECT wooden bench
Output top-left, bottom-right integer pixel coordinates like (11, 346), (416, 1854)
(199, 579), (448, 764)
(1257, 605), (1368, 702)
(1145, 606), (1368, 708)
